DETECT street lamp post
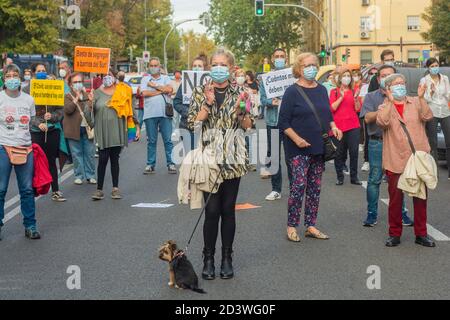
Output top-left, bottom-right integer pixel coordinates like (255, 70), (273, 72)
(264, 3), (333, 64)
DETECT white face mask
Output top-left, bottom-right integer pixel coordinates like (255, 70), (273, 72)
(353, 76), (360, 82)
(236, 76), (246, 86)
(59, 69), (67, 78)
(341, 76), (351, 86)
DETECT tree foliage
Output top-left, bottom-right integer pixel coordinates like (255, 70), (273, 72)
(179, 30), (216, 69)
(208, 0), (306, 69)
(422, 0), (450, 59)
(0, 0), (60, 53)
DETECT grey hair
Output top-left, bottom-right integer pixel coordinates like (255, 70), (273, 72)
(2, 64), (21, 78)
(149, 57), (161, 64)
(384, 73), (406, 87)
(210, 47), (235, 66)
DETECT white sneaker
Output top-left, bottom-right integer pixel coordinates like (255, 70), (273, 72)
(361, 162), (370, 172)
(359, 144), (364, 152)
(265, 191), (281, 201)
(74, 179), (83, 185)
(88, 178), (97, 185)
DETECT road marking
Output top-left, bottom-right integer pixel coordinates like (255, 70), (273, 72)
(3, 169), (74, 224)
(359, 180), (450, 241)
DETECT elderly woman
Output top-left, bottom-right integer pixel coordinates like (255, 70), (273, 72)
(376, 73), (435, 248)
(278, 53), (342, 242)
(187, 48), (254, 280)
(0, 64), (40, 239)
(63, 72), (96, 185)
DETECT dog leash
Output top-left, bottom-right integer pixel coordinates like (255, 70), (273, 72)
(183, 165), (224, 254)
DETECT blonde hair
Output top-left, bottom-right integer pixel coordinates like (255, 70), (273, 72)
(292, 52), (319, 79)
(210, 47), (235, 66)
(336, 68), (352, 87)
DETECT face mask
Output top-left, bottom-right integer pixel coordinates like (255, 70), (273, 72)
(385, 61), (395, 67)
(210, 66), (230, 84)
(149, 67), (160, 75)
(430, 67), (440, 75)
(5, 78), (21, 91)
(380, 78), (386, 90)
(236, 76), (246, 86)
(36, 72), (47, 80)
(24, 75), (31, 81)
(59, 69), (67, 78)
(274, 58), (286, 70)
(303, 66), (318, 81)
(103, 75), (115, 88)
(353, 76), (360, 82)
(391, 84), (407, 101)
(192, 67), (204, 72)
(72, 82), (84, 92)
(341, 76), (351, 86)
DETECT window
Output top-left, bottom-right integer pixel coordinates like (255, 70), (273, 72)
(408, 50), (420, 64)
(360, 50), (373, 65)
(360, 16), (372, 31)
(407, 16), (420, 31)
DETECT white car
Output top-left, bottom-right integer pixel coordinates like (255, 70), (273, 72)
(124, 73), (144, 95)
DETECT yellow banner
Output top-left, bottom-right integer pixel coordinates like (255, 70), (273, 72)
(263, 63), (271, 73)
(30, 80), (65, 106)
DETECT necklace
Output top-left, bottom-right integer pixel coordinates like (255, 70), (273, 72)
(214, 86), (228, 94)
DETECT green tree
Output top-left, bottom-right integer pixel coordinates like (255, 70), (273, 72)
(180, 31), (216, 70)
(0, 0), (60, 53)
(208, 0), (306, 67)
(422, 0), (450, 60)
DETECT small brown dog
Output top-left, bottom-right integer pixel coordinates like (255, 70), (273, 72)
(158, 240), (206, 294)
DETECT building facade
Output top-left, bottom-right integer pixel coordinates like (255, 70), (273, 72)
(320, 0), (434, 66)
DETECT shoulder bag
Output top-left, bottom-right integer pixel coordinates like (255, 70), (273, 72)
(295, 84), (337, 161)
(69, 93), (95, 140)
(162, 94), (174, 118)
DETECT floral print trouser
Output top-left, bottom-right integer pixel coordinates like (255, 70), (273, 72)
(287, 154), (325, 228)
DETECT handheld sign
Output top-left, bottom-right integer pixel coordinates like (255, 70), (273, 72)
(263, 63), (271, 73)
(261, 68), (296, 99)
(182, 71), (211, 104)
(30, 80), (65, 106)
(74, 46), (110, 74)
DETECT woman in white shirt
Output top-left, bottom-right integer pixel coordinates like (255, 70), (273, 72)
(421, 58), (450, 179)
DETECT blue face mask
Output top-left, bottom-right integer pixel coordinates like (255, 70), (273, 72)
(149, 67), (160, 75)
(72, 82), (84, 92)
(430, 67), (440, 75)
(391, 84), (407, 101)
(303, 66), (318, 81)
(380, 78), (386, 90)
(210, 66), (230, 84)
(5, 78), (21, 91)
(192, 67), (204, 72)
(36, 72), (47, 80)
(274, 58), (286, 70)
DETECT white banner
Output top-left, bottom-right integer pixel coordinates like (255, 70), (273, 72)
(182, 71), (211, 104)
(261, 68), (296, 99)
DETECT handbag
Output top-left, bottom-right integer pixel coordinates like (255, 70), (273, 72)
(69, 93), (95, 140)
(4, 145), (32, 165)
(162, 94), (174, 118)
(295, 84), (337, 161)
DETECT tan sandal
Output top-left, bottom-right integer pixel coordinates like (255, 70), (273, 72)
(287, 230), (301, 242)
(305, 228), (330, 240)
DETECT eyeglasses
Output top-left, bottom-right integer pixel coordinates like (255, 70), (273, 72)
(72, 81), (83, 84)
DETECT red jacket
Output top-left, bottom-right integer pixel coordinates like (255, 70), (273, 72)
(32, 143), (52, 197)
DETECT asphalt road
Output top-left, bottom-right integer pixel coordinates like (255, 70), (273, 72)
(1, 119), (449, 300)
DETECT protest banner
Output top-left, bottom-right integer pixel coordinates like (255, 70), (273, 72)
(182, 71), (211, 104)
(30, 80), (65, 106)
(261, 68), (296, 99)
(73, 46), (110, 74)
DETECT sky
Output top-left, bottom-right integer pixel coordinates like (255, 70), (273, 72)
(171, 0), (210, 34)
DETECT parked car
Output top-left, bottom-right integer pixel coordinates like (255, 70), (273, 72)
(437, 122), (446, 162)
(124, 73), (143, 95)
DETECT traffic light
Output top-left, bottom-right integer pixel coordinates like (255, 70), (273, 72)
(342, 54), (346, 62)
(255, 0), (264, 16)
(319, 45), (326, 58)
(346, 48), (351, 58)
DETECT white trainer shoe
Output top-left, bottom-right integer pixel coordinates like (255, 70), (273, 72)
(265, 191), (281, 201)
(74, 179), (83, 185)
(361, 162), (370, 172)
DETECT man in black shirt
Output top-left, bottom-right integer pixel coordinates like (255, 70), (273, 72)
(368, 49), (396, 93)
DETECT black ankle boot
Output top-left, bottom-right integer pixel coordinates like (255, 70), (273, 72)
(220, 247), (234, 279)
(202, 248), (215, 280)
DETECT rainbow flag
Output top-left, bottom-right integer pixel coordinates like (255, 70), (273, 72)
(127, 117), (136, 142)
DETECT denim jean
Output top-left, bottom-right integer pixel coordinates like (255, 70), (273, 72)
(0, 146), (36, 228)
(366, 139), (409, 222)
(67, 129), (96, 181)
(137, 109), (144, 129)
(145, 117), (174, 167)
(266, 125), (292, 193)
